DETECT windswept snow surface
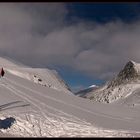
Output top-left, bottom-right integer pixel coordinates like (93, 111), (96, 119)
(0, 57), (71, 94)
(0, 58), (140, 137)
(6, 68), (71, 94)
(0, 72), (140, 137)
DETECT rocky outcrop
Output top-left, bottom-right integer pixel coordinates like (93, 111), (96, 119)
(107, 61), (140, 88)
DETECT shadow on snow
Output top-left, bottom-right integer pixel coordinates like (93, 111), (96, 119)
(0, 117), (15, 129)
(0, 101), (30, 129)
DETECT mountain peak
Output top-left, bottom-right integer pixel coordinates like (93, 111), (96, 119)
(107, 60), (140, 88)
(84, 60), (140, 104)
(89, 85), (97, 88)
(125, 60), (138, 69)
(127, 60), (135, 64)
(75, 84), (98, 97)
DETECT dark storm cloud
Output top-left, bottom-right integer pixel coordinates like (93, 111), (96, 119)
(0, 3), (140, 81)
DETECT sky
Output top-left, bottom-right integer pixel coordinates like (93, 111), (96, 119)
(1, 3), (140, 92)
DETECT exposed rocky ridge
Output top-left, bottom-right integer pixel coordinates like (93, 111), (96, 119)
(107, 61), (140, 88)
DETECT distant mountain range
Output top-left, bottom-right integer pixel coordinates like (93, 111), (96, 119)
(74, 85), (98, 98)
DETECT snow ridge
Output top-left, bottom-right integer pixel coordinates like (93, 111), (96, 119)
(0, 57), (71, 94)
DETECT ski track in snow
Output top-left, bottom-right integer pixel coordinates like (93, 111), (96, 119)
(3, 77), (88, 124)
(0, 77), (139, 137)
(4, 77), (139, 123)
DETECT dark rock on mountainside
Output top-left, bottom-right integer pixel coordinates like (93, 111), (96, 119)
(107, 61), (140, 88)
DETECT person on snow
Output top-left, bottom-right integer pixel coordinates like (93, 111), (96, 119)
(0, 67), (5, 77)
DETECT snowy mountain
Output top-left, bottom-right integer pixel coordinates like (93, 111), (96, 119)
(75, 85), (98, 98)
(0, 57), (71, 94)
(0, 57), (140, 137)
(85, 60), (140, 104)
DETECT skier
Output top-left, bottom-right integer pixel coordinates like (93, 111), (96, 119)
(0, 67), (5, 77)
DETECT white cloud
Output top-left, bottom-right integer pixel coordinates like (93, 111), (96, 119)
(0, 3), (140, 81)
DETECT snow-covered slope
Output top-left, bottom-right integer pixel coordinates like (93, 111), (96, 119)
(86, 61), (140, 104)
(0, 57), (71, 94)
(0, 57), (140, 137)
(1, 72), (140, 137)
